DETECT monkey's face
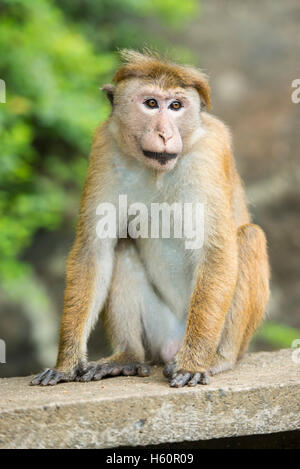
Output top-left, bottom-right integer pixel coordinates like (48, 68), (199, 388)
(108, 79), (202, 172)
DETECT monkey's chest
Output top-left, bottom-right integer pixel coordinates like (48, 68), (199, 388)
(136, 236), (198, 319)
(116, 159), (205, 318)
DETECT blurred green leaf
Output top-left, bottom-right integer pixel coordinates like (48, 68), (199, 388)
(256, 321), (300, 348)
(0, 0), (197, 299)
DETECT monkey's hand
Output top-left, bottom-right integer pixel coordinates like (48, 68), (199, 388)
(30, 366), (81, 386)
(163, 360), (210, 388)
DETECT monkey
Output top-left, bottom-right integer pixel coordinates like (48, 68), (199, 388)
(31, 50), (270, 388)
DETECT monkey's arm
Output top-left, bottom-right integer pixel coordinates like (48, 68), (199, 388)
(165, 229), (238, 387)
(58, 237), (115, 368)
(31, 145), (117, 385)
(31, 233), (116, 386)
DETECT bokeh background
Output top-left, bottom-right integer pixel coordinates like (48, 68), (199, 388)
(0, 0), (299, 377)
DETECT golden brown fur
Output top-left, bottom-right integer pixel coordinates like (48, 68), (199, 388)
(113, 50), (210, 108)
(31, 50), (270, 387)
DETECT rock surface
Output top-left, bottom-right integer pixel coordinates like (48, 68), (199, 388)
(0, 349), (299, 449)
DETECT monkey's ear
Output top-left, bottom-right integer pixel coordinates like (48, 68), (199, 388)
(101, 84), (115, 105)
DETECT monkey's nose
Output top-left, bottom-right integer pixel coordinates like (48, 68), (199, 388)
(158, 132), (172, 144)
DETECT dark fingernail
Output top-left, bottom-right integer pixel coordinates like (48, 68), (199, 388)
(137, 365), (150, 377)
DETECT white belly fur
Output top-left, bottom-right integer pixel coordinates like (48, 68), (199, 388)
(136, 236), (195, 320)
(110, 148), (213, 361)
(117, 154), (206, 311)
(114, 152), (208, 346)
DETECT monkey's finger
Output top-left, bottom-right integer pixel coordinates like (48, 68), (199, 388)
(93, 365), (115, 380)
(122, 364), (138, 376)
(170, 371), (191, 388)
(199, 371), (210, 385)
(30, 369), (50, 386)
(78, 362), (96, 376)
(77, 367), (97, 382)
(137, 364), (150, 377)
(109, 365), (123, 376)
(163, 361), (176, 379)
(48, 371), (69, 386)
(188, 372), (202, 387)
(74, 363), (95, 381)
(40, 370), (56, 386)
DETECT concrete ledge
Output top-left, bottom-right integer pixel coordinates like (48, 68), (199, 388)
(0, 349), (299, 449)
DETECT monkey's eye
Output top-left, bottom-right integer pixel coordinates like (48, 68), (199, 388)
(169, 100), (182, 111)
(144, 98), (158, 109)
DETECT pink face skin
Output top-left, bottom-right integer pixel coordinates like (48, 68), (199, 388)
(136, 88), (185, 160)
(110, 79), (202, 171)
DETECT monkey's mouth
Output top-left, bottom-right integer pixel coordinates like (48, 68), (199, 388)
(142, 150), (178, 165)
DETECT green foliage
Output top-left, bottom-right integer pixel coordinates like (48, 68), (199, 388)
(0, 0), (197, 299)
(57, 0), (197, 48)
(256, 321), (300, 349)
(0, 0), (110, 290)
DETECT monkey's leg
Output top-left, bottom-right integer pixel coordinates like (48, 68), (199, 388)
(209, 223), (270, 375)
(77, 240), (149, 382)
(77, 240), (184, 382)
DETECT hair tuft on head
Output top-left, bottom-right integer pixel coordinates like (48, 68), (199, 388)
(114, 49), (211, 109)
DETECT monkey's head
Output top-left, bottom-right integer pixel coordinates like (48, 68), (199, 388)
(102, 50), (210, 172)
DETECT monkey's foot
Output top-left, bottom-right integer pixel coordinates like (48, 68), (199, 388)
(30, 368), (78, 386)
(163, 361), (210, 387)
(209, 355), (235, 376)
(76, 361), (150, 382)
